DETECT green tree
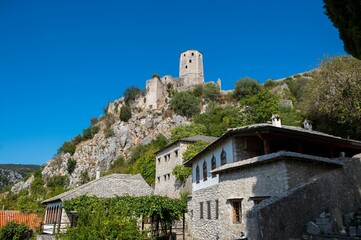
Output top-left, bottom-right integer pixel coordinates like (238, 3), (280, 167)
(172, 165), (192, 186)
(120, 105), (132, 122)
(323, 0), (361, 59)
(170, 91), (201, 117)
(203, 82), (220, 101)
(193, 104), (245, 136)
(59, 141), (76, 155)
(0, 222), (33, 240)
(234, 77), (262, 100)
(182, 141), (210, 162)
(67, 158), (77, 174)
(123, 86), (144, 105)
(301, 56), (361, 139)
(170, 123), (207, 142)
(241, 90), (280, 124)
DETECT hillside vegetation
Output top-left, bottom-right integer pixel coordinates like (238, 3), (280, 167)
(0, 55), (360, 216)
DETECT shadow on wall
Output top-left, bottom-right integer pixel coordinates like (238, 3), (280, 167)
(246, 156), (361, 240)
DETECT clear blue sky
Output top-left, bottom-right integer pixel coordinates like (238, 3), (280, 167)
(0, 0), (345, 165)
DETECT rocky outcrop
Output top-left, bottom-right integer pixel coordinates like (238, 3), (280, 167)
(0, 169), (23, 189)
(40, 95), (190, 187)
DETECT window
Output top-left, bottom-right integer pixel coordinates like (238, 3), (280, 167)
(189, 59), (192, 63)
(164, 156), (167, 162)
(157, 177), (160, 183)
(157, 158), (161, 164)
(215, 200), (219, 219)
(192, 52), (194, 56)
(185, 65), (188, 69)
(196, 165), (200, 183)
(164, 175), (167, 181)
(207, 201), (211, 219)
(203, 161), (208, 181)
(200, 202), (203, 219)
(249, 196), (270, 205)
(167, 173), (170, 180)
(231, 199), (242, 224)
(211, 156), (216, 177)
(221, 149), (227, 165)
(175, 150), (178, 158)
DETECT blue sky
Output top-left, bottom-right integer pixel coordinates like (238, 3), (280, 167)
(0, 0), (345, 165)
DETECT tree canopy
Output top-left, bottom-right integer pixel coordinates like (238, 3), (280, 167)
(323, 0), (361, 59)
(301, 56), (361, 139)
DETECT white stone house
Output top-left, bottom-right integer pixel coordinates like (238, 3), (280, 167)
(40, 174), (153, 236)
(183, 124), (361, 240)
(154, 135), (217, 198)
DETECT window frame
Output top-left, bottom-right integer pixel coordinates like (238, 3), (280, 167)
(231, 199), (243, 224)
(203, 161), (208, 181)
(221, 149), (227, 165)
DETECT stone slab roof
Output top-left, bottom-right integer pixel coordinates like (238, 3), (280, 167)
(211, 151), (344, 174)
(156, 135), (217, 155)
(184, 124), (361, 167)
(42, 174), (153, 204)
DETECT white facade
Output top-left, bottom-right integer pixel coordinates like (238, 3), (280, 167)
(191, 139), (233, 191)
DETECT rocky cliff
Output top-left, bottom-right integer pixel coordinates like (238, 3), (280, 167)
(40, 93), (189, 187)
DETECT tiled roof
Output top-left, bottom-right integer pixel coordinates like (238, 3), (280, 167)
(42, 174), (153, 204)
(0, 210), (42, 229)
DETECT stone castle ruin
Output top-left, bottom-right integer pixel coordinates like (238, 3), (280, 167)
(145, 50), (218, 109)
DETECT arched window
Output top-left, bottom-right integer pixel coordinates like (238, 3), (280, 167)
(211, 156), (217, 177)
(196, 165), (200, 184)
(221, 149), (227, 165)
(203, 161), (208, 181)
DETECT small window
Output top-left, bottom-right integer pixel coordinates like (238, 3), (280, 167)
(185, 65), (188, 69)
(231, 199), (242, 224)
(164, 156), (167, 162)
(207, 201), (211, 219)
(221, 149), (227, 165)
(249, 196), (270, 205)
(203, 161), (208, 181)
(192, 52), (194, 56)
(200, 202), (203, 219)
(211, 156), (216, 178)
(164, 175), (167, 181)
(183, 54), (186, 56)
(157, 158), (161, 164)
(167, 173), (170, 180)
(175, 150), (178, 158)
(215, 200), (219, 219)
(196, 165), (200, 184)
(157, 177), (160, 183)
(189, 59), (192, 63)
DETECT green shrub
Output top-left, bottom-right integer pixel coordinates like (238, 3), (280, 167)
(67, 158), (77, 174)
(170, 91), (200, 117)
(170, 123), (207, 142)
(104, 126), (115, 138)
(79, 170), (90, 185)
(0, 222), (33, 240)
(90, 117), (99, 126)
(192, 85), (204, 97)
(264, 79), (278, 89)
(59, 141), (76, 155)
(120, 105), (132, 122)
(172, 165), (192, 186)
(124, 86), (144, 105)
(71, 135), (83, 145)
(152, 73), (160, 79)
(47, 175), (69, 188)
(234, 77), (262, 100)
(182, 141), (210, 162)
(203, 82), (220, 101)
(82, 125), (100, 141)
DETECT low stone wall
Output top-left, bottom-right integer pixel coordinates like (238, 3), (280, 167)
(246, 157), (361, 240)
(37, 234), (57, 240)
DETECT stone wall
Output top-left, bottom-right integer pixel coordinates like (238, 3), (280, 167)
(217, 161), (289, 240)
(246, 156), (361, 240)
(179, 50), (204, 86)
(155, 142), (191, 198)
(189, 184), (220, 240)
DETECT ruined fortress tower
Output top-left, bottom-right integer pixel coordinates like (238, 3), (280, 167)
(144, 50), (210, 109)
(179, 50), (204, 86)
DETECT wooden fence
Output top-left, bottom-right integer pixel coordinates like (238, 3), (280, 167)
(0, 210), (43, 229)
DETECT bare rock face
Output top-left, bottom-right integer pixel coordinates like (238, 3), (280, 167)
(41, 96), (189, 187)
(11, 175), (34, 194)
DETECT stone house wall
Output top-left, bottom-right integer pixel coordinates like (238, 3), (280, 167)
(246, 157), (361, 239)
(188, 184), (220, 240)
(154, 142), (190, 198)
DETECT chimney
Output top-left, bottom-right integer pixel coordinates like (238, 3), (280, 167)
(271, 114), (281, 127)
(303, 119), (313, 130)
(96, 170), (100, 180)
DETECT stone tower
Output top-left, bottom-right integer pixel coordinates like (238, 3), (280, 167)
(179, 50), (204, 86)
